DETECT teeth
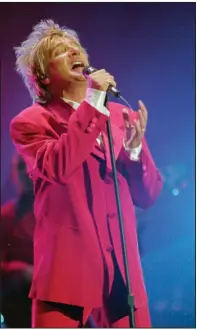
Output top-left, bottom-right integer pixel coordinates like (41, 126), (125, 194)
(72, 61), (84, 68)
(73, 61), (82, 65)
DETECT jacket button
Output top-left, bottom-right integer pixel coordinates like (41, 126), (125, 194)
(107, 212), (116, 219)
(86, 127), (92, 133)
(92, 117), (98, 123)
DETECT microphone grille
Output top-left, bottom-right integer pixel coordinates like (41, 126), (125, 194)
(83, 66), (97, 75)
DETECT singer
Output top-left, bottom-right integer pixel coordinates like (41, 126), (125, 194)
(10, 20), (162, 328)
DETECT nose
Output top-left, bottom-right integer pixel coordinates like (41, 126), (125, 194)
(68, 45), (80, 57)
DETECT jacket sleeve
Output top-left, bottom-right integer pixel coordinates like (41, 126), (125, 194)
(10, 101), (108, 184)
(119, 137), (163, 209)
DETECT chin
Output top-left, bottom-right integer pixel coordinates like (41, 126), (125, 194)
(74, 75), (86, 83)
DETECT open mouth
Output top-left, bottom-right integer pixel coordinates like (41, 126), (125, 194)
(71, 61), (84, 73)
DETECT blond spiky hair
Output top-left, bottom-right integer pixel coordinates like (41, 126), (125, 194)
(15, 19), (82, 103)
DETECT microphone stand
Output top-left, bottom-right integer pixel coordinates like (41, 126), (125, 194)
(105, 95), (136, 328)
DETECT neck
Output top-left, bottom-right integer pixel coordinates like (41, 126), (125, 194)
(51, 81), (88, 104)
(62, 85), (87, 103)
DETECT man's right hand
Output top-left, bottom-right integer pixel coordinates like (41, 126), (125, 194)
(88, 69), (117, 91)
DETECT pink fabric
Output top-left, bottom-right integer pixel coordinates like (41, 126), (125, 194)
(10, 99), (162, 325)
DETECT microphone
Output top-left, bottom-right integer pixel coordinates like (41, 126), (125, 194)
(83, 66), (120, 98)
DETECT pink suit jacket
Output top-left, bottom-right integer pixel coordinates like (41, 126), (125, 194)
(10, 99), (162, 311)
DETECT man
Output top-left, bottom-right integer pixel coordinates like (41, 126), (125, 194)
(1, 154), (35, 327)
(10, 19), (163, 328)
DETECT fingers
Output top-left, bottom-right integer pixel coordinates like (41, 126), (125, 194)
(88, 69), (116, 91)
(122, 108), (131, 142)
(122, 102), (148, 148)
(137, 100), (148, 133)
(94, 71), (116, 87)
(122, 108), (136, 143)
(134, 119), (142, 138)
(122, 106), (146, 135)
(138, 100), (148, 123)
(122, 108), (130, 128)
(138, 109), (146, 132)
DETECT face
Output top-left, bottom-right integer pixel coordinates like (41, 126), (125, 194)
(46, 37), (89, 88)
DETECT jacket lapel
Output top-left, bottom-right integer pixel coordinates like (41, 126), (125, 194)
(46, 99), (74, 126)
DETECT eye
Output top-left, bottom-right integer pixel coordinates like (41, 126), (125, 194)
(54, 46), (67, 56)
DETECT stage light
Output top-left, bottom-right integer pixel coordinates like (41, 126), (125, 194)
(172, 188), (180, 196)
(0, 314), (6, 328)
